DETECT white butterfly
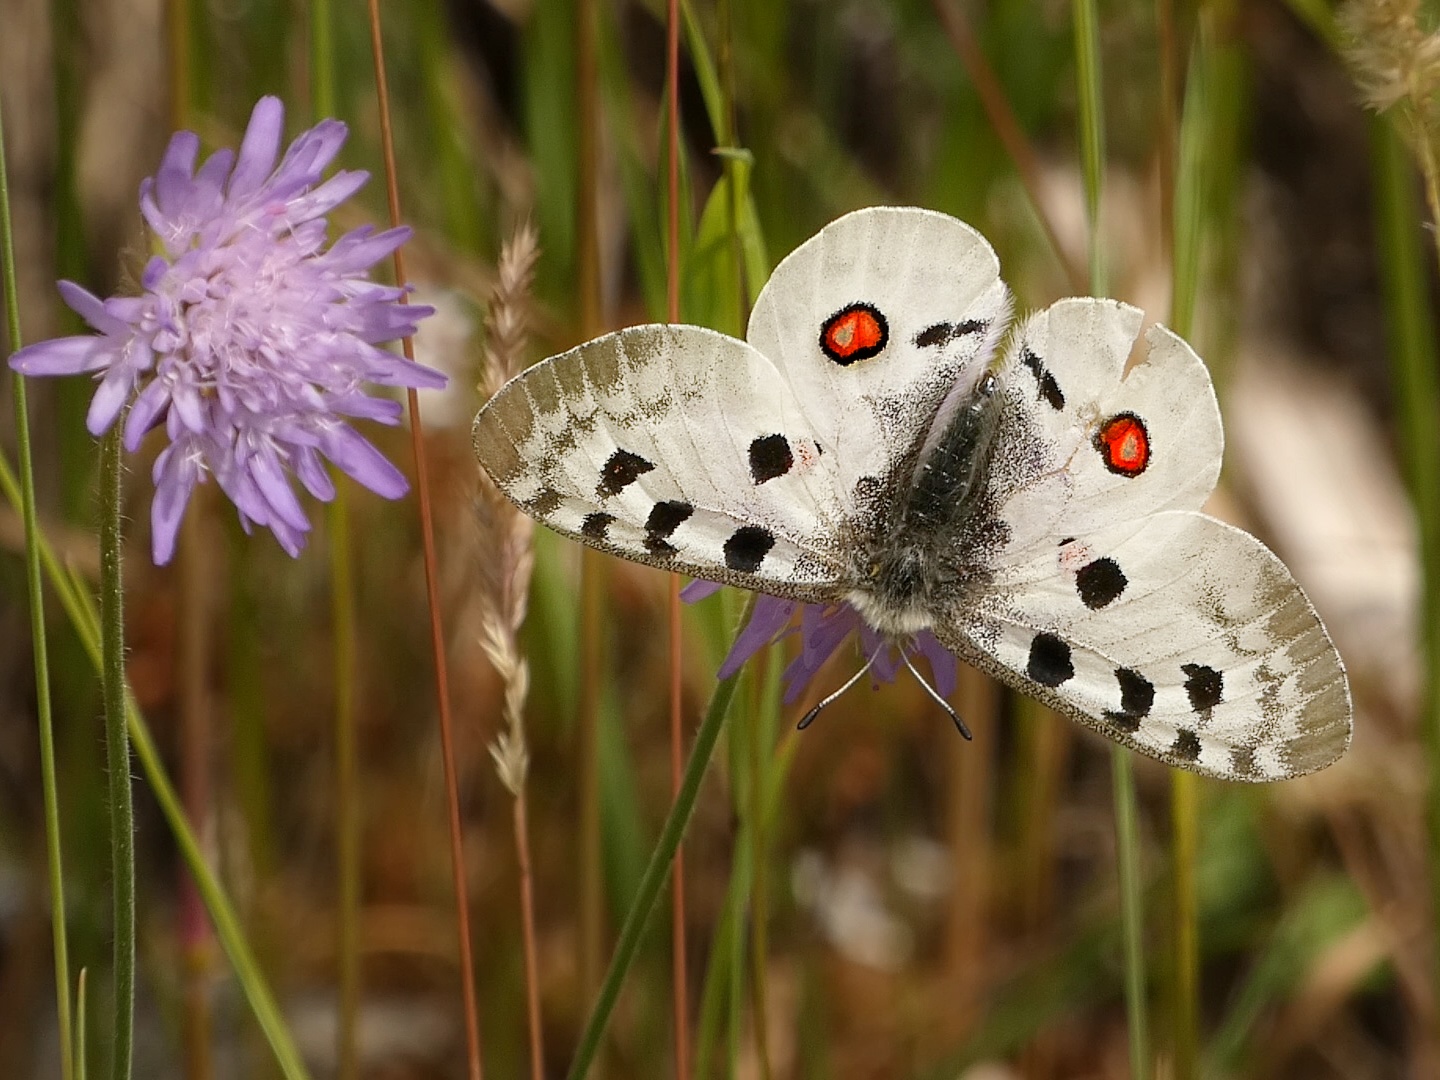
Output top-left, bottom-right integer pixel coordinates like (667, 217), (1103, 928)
(472, 207), (1351, 781)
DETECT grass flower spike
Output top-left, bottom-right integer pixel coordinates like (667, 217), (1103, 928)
(8, 95), (443, 563)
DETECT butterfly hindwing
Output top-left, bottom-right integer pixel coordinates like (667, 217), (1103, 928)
(939, 511), (1349, 779)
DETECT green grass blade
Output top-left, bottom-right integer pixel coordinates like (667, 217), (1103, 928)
(1371, 112), (1440, 1034)
(565, 595), (755, 1080)
(0, 91), (74, 1080)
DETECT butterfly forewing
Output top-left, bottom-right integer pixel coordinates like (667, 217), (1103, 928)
(473, 324), (855, 600)
(746, 207), (1012, 503)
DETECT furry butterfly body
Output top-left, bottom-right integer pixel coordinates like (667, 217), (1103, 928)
(473, 207), (1351, 781)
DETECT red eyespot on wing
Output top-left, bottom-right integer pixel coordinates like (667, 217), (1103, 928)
(1095, 413), (1150, 477)
(820, 302), (888, 365)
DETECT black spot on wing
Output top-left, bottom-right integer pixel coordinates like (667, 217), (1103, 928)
(644, 500), (693, 555)
(1020, 346), (1065, 410)
(913, 319), (988, 348)
(1076, 557), (1127, 609)
(1027, 633), (1074, 687)
(597, 449), (655, 499)
(1172, 729), (1202, 762)
(1105, 667), (1154, 732)
(748, 434), (794, 484)
(1181, 663), (1224, 716)
(580, 512), (614, 539)
(724, 526), (776, 573)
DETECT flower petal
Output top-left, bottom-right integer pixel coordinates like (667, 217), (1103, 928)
(150, 441), (201, 565)
(718, 595), (797, 681)
(123, 379), (171, 450)
(86, 369), (134, 435)
(228, 96), (286, 200)
(681, 579), (724, 602)
(318, 424), (408, 499)
(58, 281), (130, 335)
(152, 131), (201, 218)
(9, 336), (108, 376)
(914, 632), (958, 699)
(248, 445), (311, 533)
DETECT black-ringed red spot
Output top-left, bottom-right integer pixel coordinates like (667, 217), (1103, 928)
(1094, 412), (1150, 477)
(819, 302), (889, 365)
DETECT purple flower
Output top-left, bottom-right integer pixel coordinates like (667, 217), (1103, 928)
(681, 581), (958, 709)
(8, 95), (445, 564)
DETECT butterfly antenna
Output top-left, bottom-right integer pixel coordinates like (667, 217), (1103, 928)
(900, 650), (972, 740)
(797, 653), (879, 731)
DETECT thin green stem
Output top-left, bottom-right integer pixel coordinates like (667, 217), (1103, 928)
(1073, 0), (1106, 290)
(76, 969), (88, 1080)
(0, 96), (74, 1080)
(99, 426), (135, 1080)
(565, 595), (754, 1080)
(1167, 26), (1208, 1080)
(1112, 753), (1151, 1080)
(0, 443), (313, 1080)
(1372, 114), (1440, 1044)
(1073, 3), (1151, 1077)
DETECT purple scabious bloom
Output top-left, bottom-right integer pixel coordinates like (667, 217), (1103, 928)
(8, 95), (445, 564)
(681, 580), (958, 706)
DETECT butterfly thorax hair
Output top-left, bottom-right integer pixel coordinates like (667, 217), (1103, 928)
(846, 372), (1010, 636)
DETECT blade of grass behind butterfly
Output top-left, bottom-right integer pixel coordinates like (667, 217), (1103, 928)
(596, 5), (667, 318)
(1371, 112), (1440, 1049)
(565, 597), (754, 1080)
(413, 0), (490, 256)
(1166, 15), (1221, 1078)
(694, 640), (792, 1079)
(1072, 2), (1154, 1077)
(1205, 875), (1372, 1074)
(521, 0), (579, 311)
(0, 92), (73, 1080)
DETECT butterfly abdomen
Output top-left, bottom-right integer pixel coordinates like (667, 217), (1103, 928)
(850, 373), (1010, 633)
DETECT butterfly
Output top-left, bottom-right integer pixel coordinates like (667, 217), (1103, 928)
(472, 207), (1351, 781)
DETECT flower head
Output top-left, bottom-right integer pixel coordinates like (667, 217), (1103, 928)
(9, 95), (444, 563)
(682, 581), (957, 708)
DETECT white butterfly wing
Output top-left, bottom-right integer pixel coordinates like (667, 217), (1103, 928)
(939, 512), (1351, 780)
(940, 297), (1352, 780)
(475, 206), (1012, 601)
(746, 206), (1012, 503)
(473, 325), (852, 599)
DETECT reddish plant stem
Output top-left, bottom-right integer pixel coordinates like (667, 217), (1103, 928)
(365, 6), (484, 1078)
(929, 0), (1087, 293)
(516, 793), (545, 1080)
(666, 2), (691, 1079)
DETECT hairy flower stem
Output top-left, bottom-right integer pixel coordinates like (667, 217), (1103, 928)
(99, 425), (135, 1080)
(0, 100), (73, 1080)
(565, 595), (755, 1080)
